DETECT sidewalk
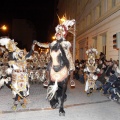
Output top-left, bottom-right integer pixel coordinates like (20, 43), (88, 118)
(0, 80), (120, 120)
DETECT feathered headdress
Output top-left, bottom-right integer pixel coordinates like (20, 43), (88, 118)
(55, 14), (75, 39)
(86, 47), (98, 55)
(57, 14), (67, 25)
(0, 37), (17, 52)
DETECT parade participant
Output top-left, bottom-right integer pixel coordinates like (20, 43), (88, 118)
(84, 48), (100, 95)
(99, 52), (106, 63)
(7, 48), (30, 110)
(44, 17), (75, 116)
(43, 16), (75, 87)
(0, 37), (31, 110)
(30, 41), (50, 85)
(46, 38), (70, 116)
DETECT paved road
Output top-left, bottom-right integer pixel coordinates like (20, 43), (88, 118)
(0, 80), (120, 120)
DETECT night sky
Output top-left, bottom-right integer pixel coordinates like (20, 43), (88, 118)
(0, 0), (58, 43)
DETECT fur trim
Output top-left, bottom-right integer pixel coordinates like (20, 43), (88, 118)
(0, 78), (5, 88)
(86, 48), (98, 55)
(12, 64), (19, 70)
(93, 75), (98, 80)
(117, 67), (120, 73)
(6, 68), (13, 75)
(0, 37), (11, 47)
(60, 41), (71, 49)
(0, 47), (6, 52)
(50, 41), (57, 47)
(0, 37), (17, 52)
(62, 19), (75, 30)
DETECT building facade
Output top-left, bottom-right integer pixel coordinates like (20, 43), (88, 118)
(57, 0), (120, 61)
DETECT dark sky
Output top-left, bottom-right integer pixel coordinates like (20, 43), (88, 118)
(0, 0), (58, 42)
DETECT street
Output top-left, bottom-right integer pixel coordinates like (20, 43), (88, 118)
(0, 80), (120, 120)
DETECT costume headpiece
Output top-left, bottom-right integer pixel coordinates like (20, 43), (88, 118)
(55, 15), (75, 39)
(86, 48), (98, 55)
(0, 37), (17, 52)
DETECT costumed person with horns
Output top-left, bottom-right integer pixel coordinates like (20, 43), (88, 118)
(0, 37), (31, 110)
(44, 16), (76, 116)
(43, 16), (75, 87)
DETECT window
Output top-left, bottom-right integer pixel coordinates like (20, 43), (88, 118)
(83, 19), (86, 30)
(92, 8), (95, 22)
(93, 37), (97, 49)
(112, 0), (116, 7)
(102, 34), (107, 55)
(96, 4), (101, 19)
(94, 37), (97, 49)
(80, 48), (84, 60)
(87, 13), (91, 26)
(99, 4), (101, 17)
(107, 0), (116, 10)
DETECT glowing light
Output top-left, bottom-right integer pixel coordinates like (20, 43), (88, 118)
(1, 25), (7, 31)
(60, 16), (67, 23)
(52, 36), (56, 40)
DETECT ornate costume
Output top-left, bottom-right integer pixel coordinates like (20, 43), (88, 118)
(43, 17), (76, 87)
(0, 37), (30, 110)
(84, 48), (100, 95)
(44, 17), (76, 116)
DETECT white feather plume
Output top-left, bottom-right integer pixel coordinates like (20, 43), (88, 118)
(62, 19), (75, 30)
(0, 47), (6, 52)
(12, 64), (19, 70)
(6, 68), (13, 75)
(46, 80), (58, 101)
(0, 78), (6, 88)
(0, 37), (11, 47)
(93, 75), (98, 80)
(116, 67), (120, 73)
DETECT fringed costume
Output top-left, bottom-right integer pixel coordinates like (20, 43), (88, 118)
(84, 48), (100, 95)
(0, 37), (30, 110)
(45, 17), (76, 116)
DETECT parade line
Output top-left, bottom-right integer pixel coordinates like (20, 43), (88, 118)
(0, 100), (110, 114)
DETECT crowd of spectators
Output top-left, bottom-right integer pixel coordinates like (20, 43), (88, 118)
(74, 53), (120, 102)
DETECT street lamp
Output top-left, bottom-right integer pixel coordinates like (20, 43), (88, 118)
(52, 36), (56, 40)
(0, 25), (8, 37)
(72, 22), (76, 63)
(1, 25), (7, 31)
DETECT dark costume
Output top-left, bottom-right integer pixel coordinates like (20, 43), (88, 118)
(102, 70), (117, 94)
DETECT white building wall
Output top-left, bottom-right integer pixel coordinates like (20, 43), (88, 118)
(77, 9), (120, 60)
(57, 0), (120, 61)
(76, 0), (120, 61)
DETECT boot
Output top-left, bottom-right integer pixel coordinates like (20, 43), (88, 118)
(12, 101), (18, 111)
